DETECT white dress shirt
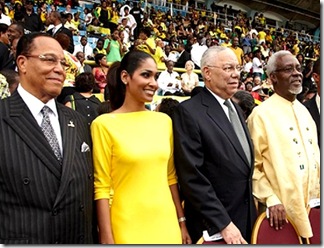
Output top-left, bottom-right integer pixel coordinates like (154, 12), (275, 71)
(73, 43), (93, 59)
(190, 43), (208, 68)
(17, 84), (63, 155)
(157, 70), (181, 95)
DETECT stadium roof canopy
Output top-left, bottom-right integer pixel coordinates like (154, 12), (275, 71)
(215, 0), (320, 28)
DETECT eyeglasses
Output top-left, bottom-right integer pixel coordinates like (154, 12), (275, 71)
(24, 54), (69, 69)
(274, 66), (302, 74)
(207, 64), (243, 73)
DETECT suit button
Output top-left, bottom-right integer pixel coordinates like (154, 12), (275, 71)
(52, 209), (58, 216)
(244, 199), (249, 205)
(23, 178), (30, 185)
(55, 241), (60, 244)
(79, 235), (85, 242)
(88, 173), (93, 180)
(79, 204), (84, 211)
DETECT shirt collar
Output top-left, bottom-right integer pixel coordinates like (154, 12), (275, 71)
(17, 84), (58, 119)
(316, 93), (320, 113)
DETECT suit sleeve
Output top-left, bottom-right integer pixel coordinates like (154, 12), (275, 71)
(172, 104), (231, 234)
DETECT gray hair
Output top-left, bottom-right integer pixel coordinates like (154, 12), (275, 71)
(266, 50), (293, 77)
(200, 46), (227, 79)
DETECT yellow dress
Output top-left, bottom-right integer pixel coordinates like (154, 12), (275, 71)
(91, 111), (182, 244)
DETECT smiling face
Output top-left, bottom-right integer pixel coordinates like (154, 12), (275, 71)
(17, 36), (66, 103)
(202, 49), (240, 99)
(270, 54), (303, 101)
(122, 57), (158, 104)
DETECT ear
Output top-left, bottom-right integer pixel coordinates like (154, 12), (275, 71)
(120, 70), (129, 85)
(312, 73), (319, 82)
(269, 73), (277, 86)
(16, 55), (28, 74)
(202, 66), (211, 82)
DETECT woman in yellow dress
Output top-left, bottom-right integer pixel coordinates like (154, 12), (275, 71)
(91, 50), (191, 244)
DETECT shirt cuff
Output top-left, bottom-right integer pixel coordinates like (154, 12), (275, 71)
(266, 194), (282, 207)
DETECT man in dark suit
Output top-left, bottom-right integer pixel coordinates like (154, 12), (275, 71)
(174, 43), (190, 68)
(173, 46), (257, 244)
(303, 57), (320, 148)
(23, 0), (45, 33)
(0, 33), (95, 244)
(46, 11), (74, 54)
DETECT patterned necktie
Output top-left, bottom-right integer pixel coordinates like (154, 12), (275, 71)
(41, 106), (62, 164)
(224, 100), (251, 165)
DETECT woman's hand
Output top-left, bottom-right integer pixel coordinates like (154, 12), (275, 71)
(179, 221), (192, 244)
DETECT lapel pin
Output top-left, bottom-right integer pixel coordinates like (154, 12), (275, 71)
(68, 121), (75, 127)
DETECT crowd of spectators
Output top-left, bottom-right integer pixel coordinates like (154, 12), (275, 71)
(0, 0), (320, 101)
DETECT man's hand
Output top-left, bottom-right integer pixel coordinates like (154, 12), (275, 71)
(268, 204), (288, 230)
(221, 222), (248, 244)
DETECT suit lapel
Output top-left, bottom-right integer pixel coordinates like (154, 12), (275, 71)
(308, 96), (320, 127)
(201, 89), (251, 168)
(4, 93), (61, 179)
(53, 103), (77, 207)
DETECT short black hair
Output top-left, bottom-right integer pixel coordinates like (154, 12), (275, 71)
(0, 23), (8, 33)
(16, 32), (52, 58)
(74, 72), (96, 92)
(232, 90), (255, 119)
(158, 98), (179, 118)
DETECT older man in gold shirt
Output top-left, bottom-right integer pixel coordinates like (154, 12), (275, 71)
(247, 50), (320, 241)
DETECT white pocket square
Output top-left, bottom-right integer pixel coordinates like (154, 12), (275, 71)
(81, 142), (90, 152)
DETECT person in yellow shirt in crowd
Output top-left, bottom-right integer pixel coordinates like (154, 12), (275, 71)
(292, 39), (300, 55)
(247, 50), (320, 242)
(136, 27), (156, 57)
(258, 29), (266, 44)
(154, 39), (167, 70)
(221, 37), (232, 47)
(265, 29), (273, 44)
(229, 36), (244, 65)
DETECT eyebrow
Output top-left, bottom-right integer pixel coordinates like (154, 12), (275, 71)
(141, 69), (157, 74)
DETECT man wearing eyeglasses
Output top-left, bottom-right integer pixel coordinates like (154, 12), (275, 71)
(0, 33), (96, 244)
(173, 46), (256, 244)
(247, 50), (320, 242)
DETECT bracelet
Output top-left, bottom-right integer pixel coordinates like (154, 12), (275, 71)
(178, 217), (186, 223)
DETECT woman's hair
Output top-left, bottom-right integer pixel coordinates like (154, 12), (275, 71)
(104, 61), (120, 102)
(54, 32), (70, 51)
(108, 50), (155, 110)
(185, 60), (195, 69)
(74, 72), (96, 92)
(94, 53), (105, 65)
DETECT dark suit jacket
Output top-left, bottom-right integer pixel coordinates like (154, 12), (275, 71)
(0, 91), (94, 244)
(173, 87), (257, 243)
(47, 25), (75, 54)
(174, 50), (191, 68)
(303, 94), (320, 147)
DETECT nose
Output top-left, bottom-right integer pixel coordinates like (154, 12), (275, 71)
(53, 61), (66, 75)
(231, 70), (240, 78)
(151, 77), (159, 90)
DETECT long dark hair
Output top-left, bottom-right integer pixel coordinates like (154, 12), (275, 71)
(108, 50), (154, 110)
